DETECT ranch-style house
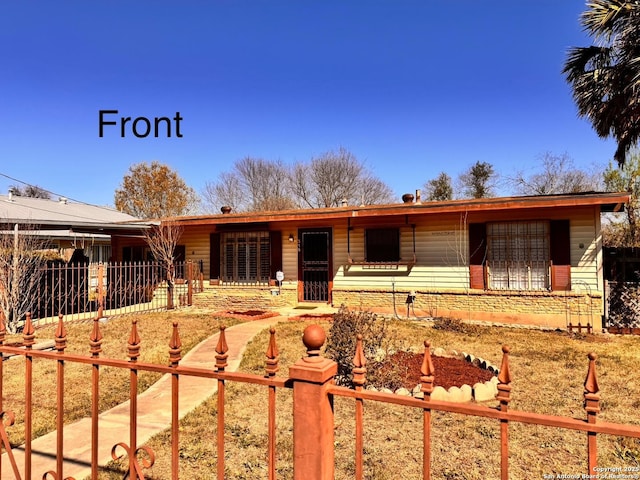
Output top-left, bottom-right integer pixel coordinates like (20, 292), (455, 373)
(111, 191), (629, 331)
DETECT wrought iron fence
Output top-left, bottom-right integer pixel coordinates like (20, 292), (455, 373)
(1, 316), (640, 479)
(28, 260), (204, 324)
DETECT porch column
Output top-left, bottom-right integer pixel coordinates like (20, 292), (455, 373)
(289, 325), (337, 480)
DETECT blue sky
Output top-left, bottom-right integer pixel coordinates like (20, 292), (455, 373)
(0, 1), (616, 209)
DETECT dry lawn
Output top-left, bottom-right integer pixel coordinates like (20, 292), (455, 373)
(1, 309), (241, 447)
(4, 311), (640, 479)
(98, 318), (640, 480)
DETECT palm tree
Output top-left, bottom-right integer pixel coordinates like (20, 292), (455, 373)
(563, 0), (640, 166)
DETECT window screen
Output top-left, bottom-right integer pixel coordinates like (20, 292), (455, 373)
(365, 228), (400, 262)
(487, 221), (550, 290)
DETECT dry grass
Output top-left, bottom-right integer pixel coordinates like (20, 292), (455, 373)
(97, 318), (640, 480)
(1, 309), (241, 447)
(5, 312), (640, 479)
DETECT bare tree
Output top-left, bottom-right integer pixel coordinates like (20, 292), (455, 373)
(291, 147), (395, 208)
(203, 148), (395, 212)
(458, 161), (497, 199)
(202, 172), (244, 213)
(202, 157), (296, 213)
(358, 175), (396, 206)
(511, 152), (602, 195)
(9, 184), (51, 199)
(0, 224), (47, 333)
(424, 172), (453, 201)
(144, 221), (183, 309)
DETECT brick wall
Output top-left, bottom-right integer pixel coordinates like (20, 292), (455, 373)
(193, 284), (297, 311)
(331, 288), (603, 330)
(192, 284), (603, 330)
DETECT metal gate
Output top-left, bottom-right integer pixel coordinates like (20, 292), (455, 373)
(299, 229), (331, 302)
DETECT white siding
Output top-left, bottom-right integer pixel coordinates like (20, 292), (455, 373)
(177, 204), (603, 295)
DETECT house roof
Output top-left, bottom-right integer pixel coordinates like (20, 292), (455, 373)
(0, 194), (150, 233)
(0, 229), (111, 242)
(165, 191), (630, 226)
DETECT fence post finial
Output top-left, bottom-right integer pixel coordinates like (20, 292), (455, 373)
(128, 319), (141, 362)
(169, 321), (182, 367)
(90, 317), (103, 357)
(497, 345), (512, 409)
(55, 314), (67, 353)
(215, 325), (228, 371)
(584, 352), (600, 415)
(421, 340), (434, 398)
(352, 334), (367, 388)
(265, 327), (279, 377)
(584, 353), (600, 398)
(23, 312), (35, 348)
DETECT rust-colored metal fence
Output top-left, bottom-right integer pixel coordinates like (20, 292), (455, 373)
(30, 260), (204, 324)
(0, 316), (640, 479)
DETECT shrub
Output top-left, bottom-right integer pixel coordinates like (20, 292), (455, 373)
(325, 306), (388, 387)
(432, 316), (480, 335)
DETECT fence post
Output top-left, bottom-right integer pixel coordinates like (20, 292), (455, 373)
(497, 345), (512, 480)
(187, 261), (193, 306)
(421, 341), (435, 480)
(584, 352), (600, 475)
(97, 263), (105, 319)
(167, 265), (174, 310)
(289, 325), (337, 480)
(352, 334), (366, 480)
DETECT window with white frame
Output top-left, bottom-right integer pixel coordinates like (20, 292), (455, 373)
(487, 221), (550, 290)
(221, 231), (270, 284)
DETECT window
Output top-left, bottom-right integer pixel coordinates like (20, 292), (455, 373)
(89, 245), (112, 263)
(365, 228), (400, 262)
(487, 221), (550, 290)
(122, 246), (151, 262)
(221, 231), (271, 284)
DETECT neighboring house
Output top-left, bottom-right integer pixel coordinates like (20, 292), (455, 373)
(110, 191), (628, 330)
(0, 193), (147, 260)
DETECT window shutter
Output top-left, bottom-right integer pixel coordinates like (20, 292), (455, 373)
(550, 220), (571, 290)
(551, 265), (571, 291)
(469, 223), (486, 289)
(210, 233), (220, 280)
(270, 231), (282, 279)
(469, 265), (486, 290)
(469, 223), (486, 265)
(550, 220), (571, 265)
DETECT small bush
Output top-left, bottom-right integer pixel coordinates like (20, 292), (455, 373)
(325, 306), (388, 387)
(432, 316), (480, 335)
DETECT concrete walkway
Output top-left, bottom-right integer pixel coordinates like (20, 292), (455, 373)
(3, 316), (285, 480)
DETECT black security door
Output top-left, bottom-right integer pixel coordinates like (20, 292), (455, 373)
(299, 229), (331, 302)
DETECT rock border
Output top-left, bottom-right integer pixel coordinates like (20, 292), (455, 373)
(366, 348), (499, 403)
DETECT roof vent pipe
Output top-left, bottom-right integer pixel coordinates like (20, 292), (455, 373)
(341, 198), (348, 207)
(59, 197), (68, 204)
(415, 189), (421, 204)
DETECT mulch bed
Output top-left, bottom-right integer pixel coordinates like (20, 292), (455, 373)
(386, 351), (496, 390)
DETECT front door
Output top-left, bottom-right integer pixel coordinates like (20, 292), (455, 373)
(298, 229), (332, 302)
